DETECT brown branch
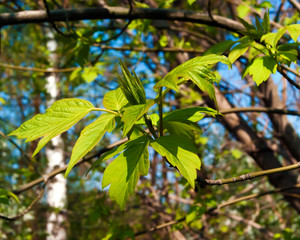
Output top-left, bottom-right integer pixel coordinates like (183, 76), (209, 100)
(220, 107), (300, 116)
(199, 162), (300, 186)
(288, 0), (300, 12)
(0, 7), (244, 32)
(135, 183), (300, 236)
(13, 138), (127, 195)
(278, 67), (300, 90)
(281, 64), (300, 79)
(0, 63), (77, 73)
(99, 45), (204, 53)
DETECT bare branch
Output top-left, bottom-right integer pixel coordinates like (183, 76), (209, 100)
(0, 63), (77, 73)
(0, 7), (244, 32)
(288, 0), (300, 12)
(220, 107), (300, 116)
(13, 138), (127, 195)
(199, 162), (300, 186)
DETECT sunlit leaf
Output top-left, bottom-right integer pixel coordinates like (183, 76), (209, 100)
(228, 42), (251, 64)
(102, 136), (149, 209)
(122, 100), (155, 136)
(164, 107), (219, 123)
(154, 54), (231, 108)
(261, 28), (285, 48)
(287, 24), (300, 42)
(0, 189), (19, 204)
(151, 135), (201, 188)
(204, 40), (235, 55)
(103, 88), (129, 111)
(246, 56), (277, 85)
(9, 99), (94, 157)
(65, 113), (116, 177)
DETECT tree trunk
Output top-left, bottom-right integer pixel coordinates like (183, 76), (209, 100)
(45, 32), (67, 240)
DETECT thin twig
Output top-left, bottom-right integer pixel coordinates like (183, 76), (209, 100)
(198, 162), (300, 186)
(13, 138), (127, 195)
(0, 63), (77, 73)
(220, 107), (300, 116)
(278, 67), (300, 90)
(42, 0), (73, 38)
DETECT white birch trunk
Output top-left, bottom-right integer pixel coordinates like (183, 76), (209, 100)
(45, 33), (67, 240)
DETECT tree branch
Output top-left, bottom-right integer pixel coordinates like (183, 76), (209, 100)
(198, 162), (300, 186)
(220, 107), (300, 116)
(278, 67), (300, 90)
(288, 0), (300, 12)
(0, 7), (244, 32)
(13, 138), (127, 195)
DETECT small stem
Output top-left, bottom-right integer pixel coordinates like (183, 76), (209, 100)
(144, 115), (158, 139)
(134, 125), (154, 140)
(158, 88), (164, 137)
(91, 108), (119, 115)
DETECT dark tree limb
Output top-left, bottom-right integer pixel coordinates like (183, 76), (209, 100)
(0, 7), (244, 32)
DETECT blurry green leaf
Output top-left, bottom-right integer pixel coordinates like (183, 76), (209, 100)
(257, 1), (273, 8)
(262, 10), (270, 33)
(102, 136), (149, 209)
(159, 35), (168, 47)
(228, 42), (251, 64)
(82, 66), (98, 83)
(77, 44), (90, 67)
(246, 56), (277, 85)
(65, 113), (116, 177)
(134, 1), (150, 8)
(9, 99), (94, 157)
(261, 28), (285, 48)
(187, 0), (196, 5)
(0, 97), (5, 104)
(204, 40), (235, 55)
(103, 88), (129, 111)
(122, 100), (155, 136)
(151, 135), (201, 187)
(0, 189), (19, 204)
(154, 54), (231, 108)
(287, 24), (300, 42)
(237, 4), (250, 18)
(70, 68), (81, 81)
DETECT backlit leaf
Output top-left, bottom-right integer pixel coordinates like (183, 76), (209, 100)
(122, 100), (155, 136)
(103, 88), (129, 111)
(261, 28), (285, 48)
(154, 55), (230, 108)
(287, 24), (300, 42)
(151, 135), (201, 188)
(65, 113), (116, 177)
(246, 56), (277, 85)
(9, 98), (94, 157)
(228, 42), (251, 64)
(163, 107), (219, 123)
(102, 136), (149, 209)
(204, 40), (234, 55)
